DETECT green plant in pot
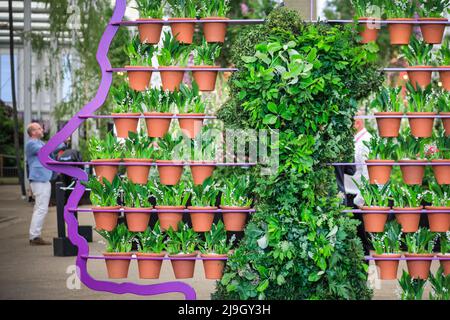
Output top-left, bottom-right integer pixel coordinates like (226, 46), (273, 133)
(384, 0), (416, 45)
(155, 133), (185, 185)
(423, 183), (450, 232)
(88, 132), (123, 183)
(111, 83), (143, 138)
(189, 129), (218, 185)
(438, 232), (450, 275)
(371, 86), (404, 137)
(142, 88), (175, 138)
(398, 270), (426, 300)
(83, 176), (121, 232)
(188, 177), (221, 232)
(177, 82), (208, 138)
(403, 227), (438, 279)
(350, 0), (381, 43)
(390, 182), (424, 233)
(199, 221), (234, 279)
(135, 222), (166, 279)
(96, 223), (135, 279)
(134, 0), (165, 44)
(428, 266), (450, 300)
(437, 90), (450, 135)
(166, 222), (200, 279)
(220, 173), (253, 232)
(199, 0), (230, 43)
(122, 179), (152, 232)
(425, 129), (450, 185)
(364, 136), (396, 184)
(123, 131), (156, 184)
(124, 34), (157, 91)
(167, 0), (198, 44)
(369, 220), (403, 279)
(405, 82), (437, 138)
(401, 36), (434, 89)
(157, 31), (191, 91)
(436, 38), (450, 90)
(417, 0), (450, 44)
(192, 38), (222, 91)
(150, 179), (190, 230)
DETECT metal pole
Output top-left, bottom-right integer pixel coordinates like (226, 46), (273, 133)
(23, 0), (32, 194)
(55, 181), (66, 238)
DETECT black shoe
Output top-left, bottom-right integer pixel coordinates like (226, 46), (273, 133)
(29, 237), (51, 246)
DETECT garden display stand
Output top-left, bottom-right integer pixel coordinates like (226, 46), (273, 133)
(37, 0), (261, 299)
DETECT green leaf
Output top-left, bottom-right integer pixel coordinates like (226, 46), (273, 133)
(242, 56), (257, 63)
(263, 114), (277, 125)
(256, 279), (269, 292)
(267, 102), (278, 113)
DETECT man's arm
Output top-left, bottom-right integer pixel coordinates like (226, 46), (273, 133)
(26, 140), (42, 156)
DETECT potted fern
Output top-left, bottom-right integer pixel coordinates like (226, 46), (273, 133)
(404, 227), (438, 279)
(142, 88), (174, 138)
(437, 90), (450, 136)
(88, 132), (123, 183)
(177, 83), (207, 139)
(371, 86), (404, 137)
(438, 232), (449, 275)
(122, 179), (152, 232)
(166, 222), (199, 279)
(167, 0), (198, 44)
(401, 37), (434, 89)
(394, 130), (427, 185)
(134, 0), (165, 44)
(124, 35), (157, 91)
(398, 270), (426, 300)
(369, 221), (403, 280)
(199, 221), (234, 279)
(111, 83), (143, 138)
(155, 133), (184, 185)
(390, 183), (424, 233)
(425, 130), (450, 185)
(188, 178), (220, 232)
(189, 131), (217, 185)
(157, 32), (191, 92)
(405, 83), (437, 138)
(350, 0), (380, 44)
(83, 176), (121, 232)
(424, 183), (450, 232)
(123, 131), (155, 184)
(191, 38), (222, 91)
(364, 136), (396, 184)
(428, 266), (450, 299)
(436, 38), (450, 91)
(199, 0), (230, 43)
(384, 0), (415, 45)
(220, 174), (253, 231)
(135, 222), (166, 279)
(96, 224), (134, 279)
(417, 0), (450, 44)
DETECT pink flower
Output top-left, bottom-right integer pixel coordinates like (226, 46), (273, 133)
(240, 3), (249, 15)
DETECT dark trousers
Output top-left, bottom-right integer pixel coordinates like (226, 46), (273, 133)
(345, 193), (371, 255)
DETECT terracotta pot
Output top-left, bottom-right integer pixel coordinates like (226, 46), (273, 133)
(361, 206), (389, 232)
(155, 205), (184, 231)
(124, 207), (152, 232)
(366, 160), (394, 184)
(373, 254), (401, 280)
(168, 18), (195, 44)
(419, 18), (448, 44)
(375, 112), (403, 137)
(425, 206), (450, 232)
(92, 206), (120, 231)
(439, 67), (450, 91)
(394, 207), (422, 233)
(191, 66), (219, 91)
(437, 254), (450, 275)
(123, 158), (152, 184)
(160, 66), (185, 92)
(220, 206), (250, 231)
(112, 113), (140, 138)
(201, 254), (227, 279)
(358, 17), (379, 43)
(91, 159), (121, 183)
(387, 18), (414, 45)
(399, 160), (425, 185)
(103, 252), (132, 279)
(178, 114), (205, 139)
(144, 112), (173, 138)
(406, 112), (436, 138)
(137, 18), (163, 44)
(190, 162), (216, 185)
(126, 66), (152, 91)
(407, 66), (432, 89)
(136, 252), (165, 279)
(156, 160), (183, 185)
(201, 17), (229, 43)
(169, 253), (197, 279)
(405, 253), (434, 279)
(188, 206), (216, 232)
(432, 159), (450, 185)
(440, 112), (450, 136)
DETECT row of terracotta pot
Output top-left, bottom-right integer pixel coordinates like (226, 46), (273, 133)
(127, 66), (220, 92)
(375, 113), (450, 138)
(404, 67), (450, 91)
(373, 253), (449, 280)
(137, 17), (229, 45)
(103, 251), (227, 280)
(93, 206), (250, 232)
(362, 206), (450, 233)
(113, 112), (205, 139)
(366, 160), (449, 185)
(359, 17), (448, 45)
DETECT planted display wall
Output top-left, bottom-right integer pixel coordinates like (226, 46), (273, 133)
(213, 8), (384, 300)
